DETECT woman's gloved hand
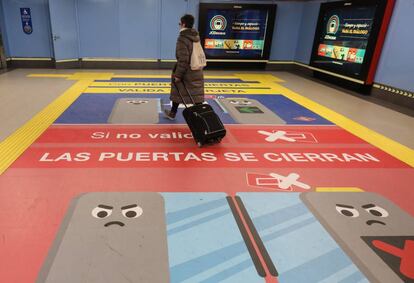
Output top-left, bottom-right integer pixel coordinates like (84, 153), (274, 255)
(172, 74), (181, 83)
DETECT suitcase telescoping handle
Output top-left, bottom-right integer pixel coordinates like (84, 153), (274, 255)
(172, 79), (196, 108)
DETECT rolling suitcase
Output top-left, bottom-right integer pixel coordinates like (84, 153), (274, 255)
(173, 80), (226, 147)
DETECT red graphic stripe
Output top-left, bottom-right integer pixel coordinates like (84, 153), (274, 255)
(230, 195), (278, 283)
(372, 239), (414, 279)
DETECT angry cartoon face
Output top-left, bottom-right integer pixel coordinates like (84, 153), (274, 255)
(126, 99), (149, 105)
(91, 203), (143, 227)
(68, 192), (155, 232)
(39, 192), (170, 283)
(335, 202), (389, 227)
(301, 192), (414, 283)
(229, 99), (252, 105)
(301, 192), (413, 237)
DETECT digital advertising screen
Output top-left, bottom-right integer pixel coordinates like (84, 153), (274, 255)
(310, 0), (387, 82)
(199, 4), (277, 60)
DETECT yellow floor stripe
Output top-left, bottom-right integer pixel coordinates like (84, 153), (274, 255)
(0, 80), (92, 175)
(316, 187), (364, 192)
(236, 73), (286, 83)
(111, 75), (238, 79)
(67, 73), (114, 80)
(28, 74), (71, 78)
(28, 73), (114, 80)
(91, 82), (264, 88)
(249, 74), (414, 168)
(85, 87), (275, 95)
(27, 73), (239, 80)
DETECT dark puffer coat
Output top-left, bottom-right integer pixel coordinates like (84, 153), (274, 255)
(170, 28), (205, 105)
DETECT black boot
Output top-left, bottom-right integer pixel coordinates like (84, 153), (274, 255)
(163, 109), (177, 120)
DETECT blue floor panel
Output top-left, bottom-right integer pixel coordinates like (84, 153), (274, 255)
(55, 94), (332, 125)
(237, 193), (369, 283)
(162, 193), (262, 283)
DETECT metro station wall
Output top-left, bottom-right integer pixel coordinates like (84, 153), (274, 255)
(0, 0), (308, 61)
(294, 1), (322, 64)
(69, 0), (190, 59)
(0, 0), (9, 56)
(76, 0), (119, 57)
(0, 0), (52, 58)
(0, 0), (412, 94)
(160, 0), (187, 60)
(77, 0), (162, 59)
(76, 0), (306, 61)
(48, 0), (79, 61)
(292, 0), (413, 93)
(373, 0), (414, 92)
(78, 0), (307, 60)
(268, 2), (304, 61)
(197, 0), (305, 61)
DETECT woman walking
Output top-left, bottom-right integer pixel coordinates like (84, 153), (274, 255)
(164, 14), (205, 120)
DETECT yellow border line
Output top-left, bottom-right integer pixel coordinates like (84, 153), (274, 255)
(82, 58), (158, 62)
(56, 59), (79, 63)
(111, 74), (238, 79)
(301, 64), (365, 85)
(252, 74), (414, 167)
(0, 79), (92, 175)
(28, 74), (71, 78)
(112, 75), (169, 78)
(207, 59), (268, 63)
(10, 57), (53, 61)
(316, 187), (364, 192)
(267, 60), (365, 85)
(267, 60), (295, 64)
(27, 73), (241, 80)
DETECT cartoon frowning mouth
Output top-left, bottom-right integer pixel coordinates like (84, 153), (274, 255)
(127, 100), (148, 104)
(104, 221), (125, 227)
(366, 220), (386, 226)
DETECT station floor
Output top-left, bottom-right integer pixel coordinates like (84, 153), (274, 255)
(0, 69), (413, 283)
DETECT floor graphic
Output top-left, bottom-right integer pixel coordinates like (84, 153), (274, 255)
(38, 192), (170, 283)
(0, 73), (413, 283)
(55, 94), (331, 125)
(108, 98), (160, 124)
(237, 193), (369, 283)
(302, 192), (414, 283)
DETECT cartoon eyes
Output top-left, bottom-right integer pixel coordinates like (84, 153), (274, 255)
(126, 100), (148, 105)
(336, 205), (359, 218)
(229, 100), (251, 105)
(362, 204), (389, 217)
(92, 204), (143, 219)
(335, 203), (389, 218)
(121, 204), (143, 219)
(92, 205), (113, 219)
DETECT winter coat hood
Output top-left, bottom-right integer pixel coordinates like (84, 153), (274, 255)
(180, 28), (200, 43)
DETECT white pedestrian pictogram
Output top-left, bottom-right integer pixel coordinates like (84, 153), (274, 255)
(254, 172), (311, 190)
(258, 130), (296, 142)
(270, 173), (311, 190)
(257, 130), (318, 143)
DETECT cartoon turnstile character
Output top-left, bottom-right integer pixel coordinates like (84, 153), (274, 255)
(301, 192), (414, 283)
(37, 192), (170, 283)
(219, 98), (286, 124)
(108, 98), (160, 124)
